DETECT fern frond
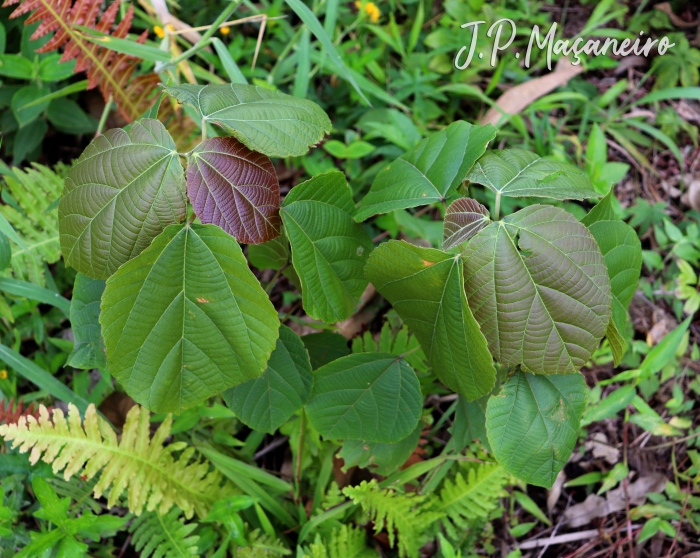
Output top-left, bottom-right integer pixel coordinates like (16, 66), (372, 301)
(0, 163), (65, 285)
(2, 0), (158, 120)
(351, 323), (428, 372)
(0, 403), (230, 518)
(301, 525), (377, 558)
(0, 399), (43, 425)
(343, 480), (443, 558)
(437, 463), (508, 543)
(238, 529), (290, 557)
(129, 508), (199, 558)
(47, 476), (101, 514)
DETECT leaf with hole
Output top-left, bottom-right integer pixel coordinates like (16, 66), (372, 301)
(100, 224), (279, 414)
(355, 121), (497, 221)
(463, 205), (611, 375)
(187, 137), (280, 244)
(67, 273), (106, 370)
(281, 171), (373, 323)
(224, 325), (312, 433)
(365, 240), (496, 400)
(161, 83), (331, 157)
(466, 149), (599, 200)
(443, 198), (490, 249)
(59, 119), (186, 280)
(305, 353), (422, 443)
(486, 369), (586, 487)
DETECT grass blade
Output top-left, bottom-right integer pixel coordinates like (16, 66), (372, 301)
(0, 278), (70, 315)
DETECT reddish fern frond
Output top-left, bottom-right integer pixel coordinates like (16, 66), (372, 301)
(2, 0), (158, 121)
(0, 399), (44, 425)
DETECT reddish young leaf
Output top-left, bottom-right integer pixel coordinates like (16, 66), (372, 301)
(443, 198), (490, 249)
(187, 137), (281, 244)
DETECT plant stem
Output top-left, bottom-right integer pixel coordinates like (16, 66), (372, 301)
(201, 117), (208, 141)
(494, 192), (501, 220)
(96, 95), (113, 137)
(265, 264), (288, 295)
(294, 409), (306, 500)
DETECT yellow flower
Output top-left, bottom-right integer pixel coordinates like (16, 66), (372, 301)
(0, 370), (7, 380)
(220, 26), (231, 35)
(154, 25), (165, 39)
(355, 1), (380, 23)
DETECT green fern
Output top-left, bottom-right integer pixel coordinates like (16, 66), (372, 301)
(0, 163), (66, 285)
(343, 480), (443, 558)
(237, 529), (290, 557)
(0, 403), (230, 518)
(301, 525), (377, 558)
(129, 508), (199, 558)
(351, 322), (428, 372)
(436, 462), (508, 543)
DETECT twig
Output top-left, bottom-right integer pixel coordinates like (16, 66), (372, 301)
(665, 484), (690, 557)
(95, 95), (113, 137)
(254, 435), (289, 460)
(251, 15), (267, 71)
(167, 14), (286, 34)
(641, 431), (700, 450)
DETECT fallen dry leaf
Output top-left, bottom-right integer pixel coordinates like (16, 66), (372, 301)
(654, 2), (700, 28)
(683, 178), (700, 212)
(585, 432), (621, 465)
(481, 57), (584, 127)
(547, 470), (566, 513)
(564, 473), (666, 528)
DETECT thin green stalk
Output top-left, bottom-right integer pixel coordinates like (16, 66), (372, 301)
(96, 95), (113, 137)
(295, 409), (306, 500)
(494, 192), (501, 221)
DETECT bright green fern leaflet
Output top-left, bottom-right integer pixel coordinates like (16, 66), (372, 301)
(0, 403), (230, 518)
(129, 508), (199, 558)
(436, 462), (508, 543)
(301, 525), (377, 558)
(0, 163), (66, 285)
(343, 480), (443, 558)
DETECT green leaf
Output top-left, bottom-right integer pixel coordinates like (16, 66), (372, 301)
(210, 38), (247, 85)
(47, 99), (96, 135)
(0, 54), (33, 79)
(466, 149), (599, 200)
(12, 85), (50, 127)
(451, 395), (489, 452)
(355, 122), (497, 221)
(306, 353), (422, 443)
(338, 419), (422, 476)
(100, 224), (280, 414)
(281, 171), (373, 323)
(0, 231), (11, 270)
(66, 274), (107, 370)
(224, 325), (313, 433)
(365, 240), (496, 400)
(486, 370), (586, 487)
(247, 234), (290, 271)
(463, 205), (612, 375)
(161, 83), (331, 158)
(302, 331), (350, 369)
(59, 119), (187, 280)
(581, 385), (635, 426)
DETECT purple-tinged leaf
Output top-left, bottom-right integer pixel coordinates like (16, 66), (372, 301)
(187, 137), (281, 244)
(443, 198), (490, 249)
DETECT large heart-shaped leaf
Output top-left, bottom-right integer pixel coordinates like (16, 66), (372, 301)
(59, 119), (186, 280)
(187, 137), (280, 244)
(582, 192), (642, 365)
(355, 121), (496, 221)
(463, 205), (611, 375)
(486, 370), (586, 487)
(100, 224), (279, 414)
(443, 198), (491, 249)
(281, 171), (373, 323)
(466, 149), (598, 201)
(66, 273), (106, 370)
(305, 352), (422, 443)
(224, 325), (313, 433)
(161, 83), (331, 158)
(365, 240), (496, 400)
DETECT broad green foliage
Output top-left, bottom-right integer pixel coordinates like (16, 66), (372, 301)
(485, 370), (586, 487)
(466, 149), (599, 200)
(281, 172), (373, 323)
(224, 325), (313, 433)
(59, 119), (187, 280)
(161, 83), (332, 157)
(437, 463), (509, 542)
(343, 480), (443, 558)
(247, 232), (291, 270)
(129, 509), (199, 558)
(442, 197), (490, 249)
(451, 395), (489, 452)
(302, 331), (351, 369)
(305, 353), (422, 443)
(582, 192), (642, 365)
(463, 205), (612, 375)
(338, 420), (422, 476)
(187, 136), (280, 244)
(0, 162), (65, 285)
(365, 240), (496, 401)
(0, 404), (229, 518)
(100, 224), (279, 414)
(354, 121), (496, 221)
(66, 273), (106, 370)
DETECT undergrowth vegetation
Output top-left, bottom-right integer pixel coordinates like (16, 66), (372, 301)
(0, 0), (699, 556)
